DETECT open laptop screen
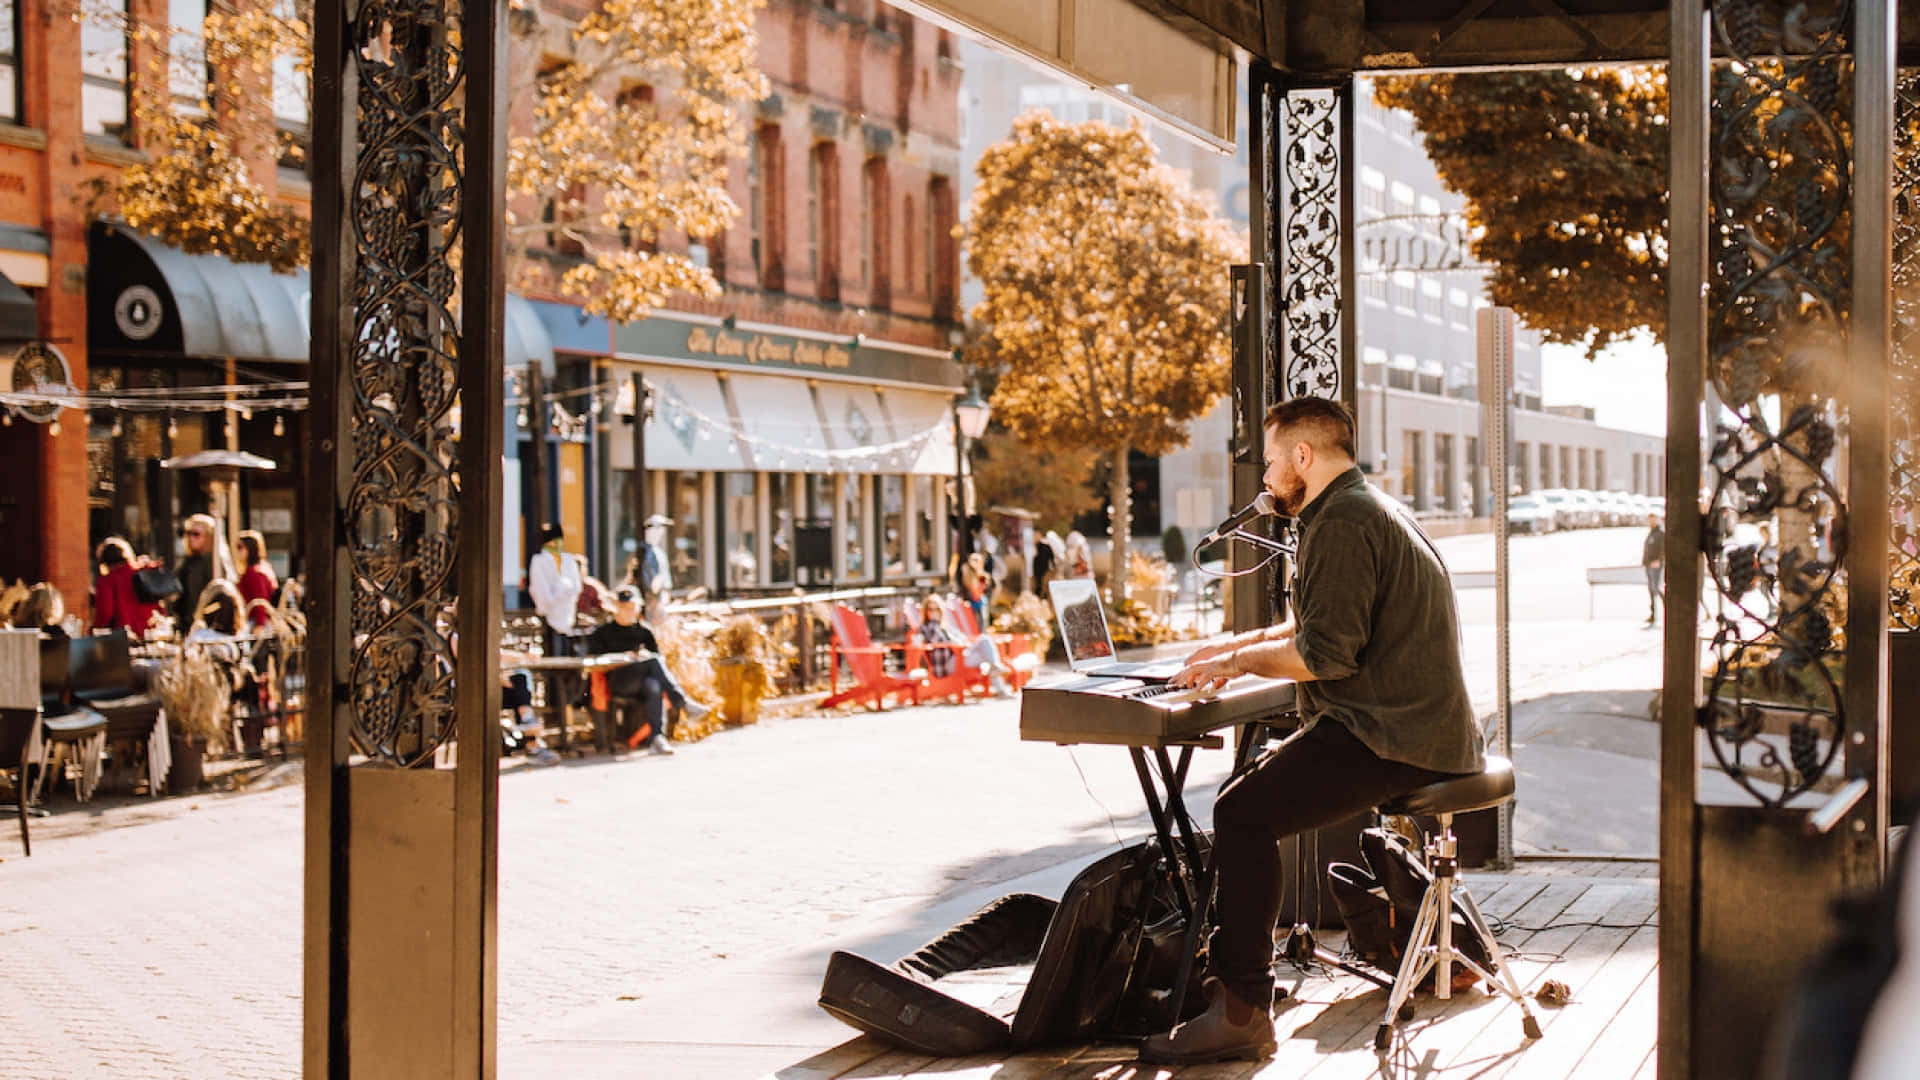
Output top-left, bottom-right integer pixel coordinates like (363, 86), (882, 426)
(1048, 578), (1115, 668)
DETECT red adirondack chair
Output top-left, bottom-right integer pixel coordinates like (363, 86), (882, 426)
(944, 598), (1041, 691)
(820, 603), (921, 710)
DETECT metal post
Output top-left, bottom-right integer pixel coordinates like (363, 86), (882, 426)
(1660, 4), (1708, 1077)
(629, 371), (648, 553)
(525, 361), (547, 561)
(1477, 306), (1515, 870)
(1846, 0), (1894, 891)
(307, 0), (505, 1070)
(953, 406), (969, 587)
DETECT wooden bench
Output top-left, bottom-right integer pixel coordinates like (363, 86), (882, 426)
(1586, 564), (1647, 618)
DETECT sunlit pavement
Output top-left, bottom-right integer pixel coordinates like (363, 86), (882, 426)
(0, 525), (1664, 1078)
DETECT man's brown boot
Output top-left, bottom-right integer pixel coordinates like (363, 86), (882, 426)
(1138, 977), (1277, 1065)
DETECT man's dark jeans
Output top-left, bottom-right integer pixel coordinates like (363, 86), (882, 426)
(605, 657), (690, 737)
(1210, 720), (1468, 1011)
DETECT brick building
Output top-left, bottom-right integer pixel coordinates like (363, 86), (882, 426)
(0, 0), (966, 613)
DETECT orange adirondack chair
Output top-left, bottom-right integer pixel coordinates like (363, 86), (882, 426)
(820, 603), (921, 710)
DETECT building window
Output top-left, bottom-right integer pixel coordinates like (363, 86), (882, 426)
(1559, 445), (1573, 489)
(722, 472), (758, 590)
(881, 475), (907, 578)
(1390, 181), (1415, 220)
(1388, 354), (1416, 392)
(809, 142), (840, 301)
(840, 476), (870, 580)
(82, 0), (130, 140)
(667, 472), (705, 591)
(1389, 271), (1416, 312)
(768, 473), (797, 583)
(1361, 262), (1386, 304)
(913, 475), (938, 573)
(1594, 449), (1607, 491)
(1360, 167), (1386, 215)
(929, 176), (956, 318)
(0, 0), (18, 124)
(169, 0), (207, 111)
(1402, 431), (1425, 509)
(751, 125), (785, 290)
(863, 157), (890, 309)
(271, 0), (308, 165)
(1420, 279), (1445, 322)
(1435, 433), (1455, 511)
(902, 193), (918, 297)
(1361, 346), (1387, 387)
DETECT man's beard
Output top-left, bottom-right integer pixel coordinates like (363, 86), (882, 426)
(1270, 467), (1307, 516)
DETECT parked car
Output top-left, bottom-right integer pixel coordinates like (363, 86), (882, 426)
(1506, 495), (1556, 535)
(1569, 490), (1606, 527)
(1536, 489), (1579, 530)
(1599, 491), (1634, 526)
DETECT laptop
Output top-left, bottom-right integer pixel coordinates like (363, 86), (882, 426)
(1047, 578), (1184, 681)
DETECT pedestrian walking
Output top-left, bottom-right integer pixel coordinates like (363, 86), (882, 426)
(1641, 513), (1665, 626)
(528, 522), (587, 721)
(91, 537), (168, 639)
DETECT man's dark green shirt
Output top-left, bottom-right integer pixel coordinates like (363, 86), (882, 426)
(1290, 467), (1484, 776)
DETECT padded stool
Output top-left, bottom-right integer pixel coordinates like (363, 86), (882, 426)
(1372, 755), (1540, 1055)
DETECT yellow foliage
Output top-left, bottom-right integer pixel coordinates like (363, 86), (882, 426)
(78, 0), (766, 324)
(963, 112), (1246, 458)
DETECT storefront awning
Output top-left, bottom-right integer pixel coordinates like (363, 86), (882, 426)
(0, 268), (35, 344)
(605, 363), (750, 473)
(724, 372), (832, 473)
(879, 387), (962, 478)
(86, 222), (553, 370)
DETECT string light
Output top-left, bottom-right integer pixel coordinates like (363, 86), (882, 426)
(2, 413), (11, 426)
(167, 416), (179, 439)
(241, 407), (253, 420)
(47, 419), (59, 436)
(273, 414), (285, 437)
(111, 417), (124, 438)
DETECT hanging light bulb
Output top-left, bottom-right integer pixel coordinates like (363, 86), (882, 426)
(167, 416), (179, 439)
(516, 407), (529, 429)
(47, 418), (60, 436)
(241, 406), (253, 421)
(111, 416), (124, 438)
(273, 414), (285, 437)
(2, 412), (12, 426)
(82, 411), (92, 427)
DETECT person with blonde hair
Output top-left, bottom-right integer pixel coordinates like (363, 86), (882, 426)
(12, 582), (66, 637)
(173, 513), (237, 629)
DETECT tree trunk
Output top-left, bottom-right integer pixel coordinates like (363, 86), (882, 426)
(1108, 445), (1132, 606)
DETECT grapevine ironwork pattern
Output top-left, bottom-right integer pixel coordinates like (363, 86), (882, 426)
(1701, 0), (1852, 807)
(1259, 75), (1282, 409)
(1892, 71), (1920, 631)
(342, 0), (468, 766)
(1280, 89), (1343, 403)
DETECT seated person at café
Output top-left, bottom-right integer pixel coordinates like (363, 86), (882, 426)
(584, 587), (709, 755)
(911, 594), (1012, 698)
(11, 582), (70, 639)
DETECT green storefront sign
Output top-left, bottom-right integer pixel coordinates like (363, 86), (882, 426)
(610, 317), (963, 390)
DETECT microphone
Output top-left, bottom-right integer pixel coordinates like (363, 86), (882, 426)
(1201, 492), (1277, 547)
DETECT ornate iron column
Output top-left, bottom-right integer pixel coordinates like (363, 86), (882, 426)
(1236, 71), (1356, 635)
(305, 0), (508, 1071)
(1664, 2), (1893, 1076)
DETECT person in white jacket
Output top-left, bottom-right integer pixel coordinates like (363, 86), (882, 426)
(527, 522), (586, 730)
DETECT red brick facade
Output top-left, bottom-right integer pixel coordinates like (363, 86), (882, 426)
(0, 0), (960, 605)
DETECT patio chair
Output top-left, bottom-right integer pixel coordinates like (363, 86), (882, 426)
(0, 707), (37, 855)
(820, 604), (921, 711)
(71, 632), (169, 796)
(902, 633), (983, 706)
(33, 634), (106, 804)
(944, 598), (1040, 691)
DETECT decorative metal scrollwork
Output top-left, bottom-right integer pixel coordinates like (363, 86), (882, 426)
(343, 0), (468, 766)
(1258, 75), (1282, 408)
(1701, 0), (1853, 807)
(1280, 89), (1343, 403)
(1892, 71), (1920, 631)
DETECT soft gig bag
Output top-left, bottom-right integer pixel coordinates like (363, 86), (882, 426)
(818, 836), (1209, 1057)
(1326, 826), (1490, 978)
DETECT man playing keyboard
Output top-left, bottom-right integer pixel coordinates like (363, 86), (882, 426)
(1142, 396), (1484, 1065)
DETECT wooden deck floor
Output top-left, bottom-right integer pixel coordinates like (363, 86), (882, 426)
(780, 863), (1659, 1080)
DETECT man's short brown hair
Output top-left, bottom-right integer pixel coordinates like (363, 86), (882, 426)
(1264, 396), (1357, 460)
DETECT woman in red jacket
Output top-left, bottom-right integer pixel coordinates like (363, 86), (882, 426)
(92, 537), (167, 639)
(234, 530), (279, 629)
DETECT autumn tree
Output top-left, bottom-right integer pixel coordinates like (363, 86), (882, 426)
(963, 112), (1244, 605)
(968, 428), (1101, 535)
(1372, 69), (1669, 355)
(81, 0), (766, 322)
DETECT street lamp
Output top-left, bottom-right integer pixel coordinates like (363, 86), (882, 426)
(953, 382), (992, 578)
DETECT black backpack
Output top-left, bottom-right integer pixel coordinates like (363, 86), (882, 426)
(1327, 825), (1490, 977)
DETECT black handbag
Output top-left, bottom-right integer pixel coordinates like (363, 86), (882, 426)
(133, 566), (184, 605)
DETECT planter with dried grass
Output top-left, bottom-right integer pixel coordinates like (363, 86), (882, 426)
(154, 642), (234, 753)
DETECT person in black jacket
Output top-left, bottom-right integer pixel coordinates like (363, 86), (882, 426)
(584, 587), (709, 754)
(1641, 513), (1665, 626)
